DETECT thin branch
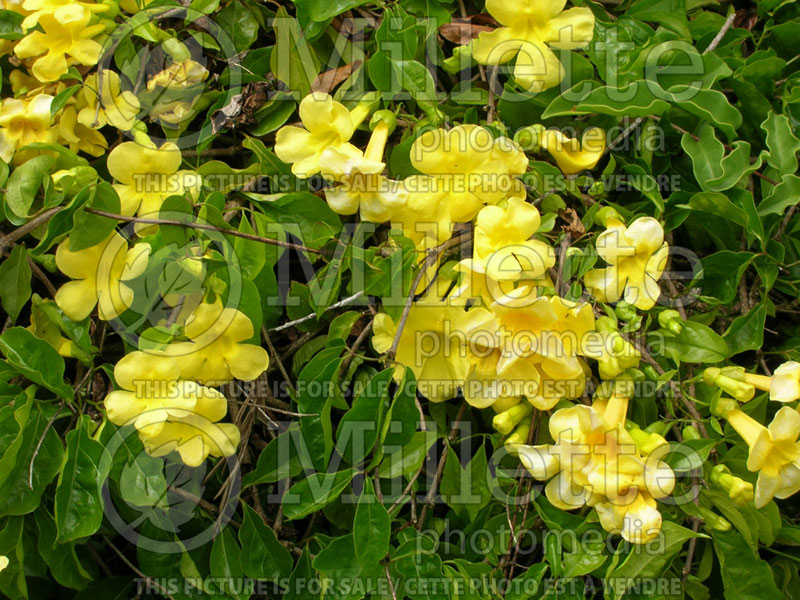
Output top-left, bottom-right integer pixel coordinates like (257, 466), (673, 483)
(29, 406), (63, 489)
(104, 536), (176, 600)
(703, 12), (737, 54)
(83, 208), (321, 254)
(268, 291), (365, 333)
(0, 206), (62, 251)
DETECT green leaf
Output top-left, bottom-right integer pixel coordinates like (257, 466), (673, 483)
(661, 320), (729, 363)
(0, 327), (74, 400)
(216, 0), (259, 52)
(379, 430), (437, 479)
(696, 251), (754, 304)
(69, 182), (121, 251)
(313, 534), (382, 600)
(724, 302), (767, 356)
(242, 428), (303, 488)
(669, 86), (742, 140)
(757, 173), (800, 217)
(270, 7), (319, 96)
(336, 367), (394, 464)
(55, 417), (111, 542)
(282, 468), (356, 520)
(354, 478), (390, 568)
(0, 392), (64, 517)
(294, 0), (371, 23)
(607, 522), (705, 599)
(0, 9), (24, 40)
(761, 111), (800, 175)
(0, 244), (32, 322)
(210, 527), (250, 600)
(238, 503), (293, 580)
(713, 529), (782, 600)
(681, 125), (765, 192)
(683, 192), (749, 228)
(5, 156), (54, 221)
(381, 367), (419, 448)
(543, 81), (671, 119)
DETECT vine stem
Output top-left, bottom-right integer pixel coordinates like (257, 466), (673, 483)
(83, 207), (321, 254)
(0, 206), (62, 251)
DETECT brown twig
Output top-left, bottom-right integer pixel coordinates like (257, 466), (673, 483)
(0, 206), (62, 251)
(104, 536), (176, 600)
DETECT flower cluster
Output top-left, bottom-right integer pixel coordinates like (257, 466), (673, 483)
(705, 364), (800, 508)
(271, 89), (683, 542)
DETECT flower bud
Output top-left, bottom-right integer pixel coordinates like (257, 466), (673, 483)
(697, 507), (732, 531)
(614, 301), (637, 322)
(504, 422), (531, 452)
(711, 465), (754, 506)
(492, 402), (532, 435)
(682, 425), (701, 441)
(710, 395), (739, 417)
(703, 367), (755, 403)
(658, 309), (683, 334)
(595, 206), (622, 228)
(513, 124), (545, 152)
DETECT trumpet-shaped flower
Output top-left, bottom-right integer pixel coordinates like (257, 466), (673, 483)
(58, 105), (108, 156)
(471, 0), (595, 93)
(320, 119), (407, 222)
(55, 231), (151, 321)
(372, 294), (469, 403)
(166, 301), (269, 385)
(0, 93), (55, 163)
(517, 394), (674, 543)
(146, 59), (208, 91)
(409, 124), (528, 222)
(710, 362), (800, 404)
(105, 351), (240, 466)
(584, 216), (669, 310)
(107, 139), (199, 223)
(20, 0), (109, 29)
(14, 4), (104, 82)
(724, 406), (800, 508)
(78, 70), (140, 131)
(540, 127), (605, 175)
(275, 92), (370, 177)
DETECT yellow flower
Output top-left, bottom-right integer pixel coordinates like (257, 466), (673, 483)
(165, 301), (269, 385)
(321, 119), (407, 222)
(458, 289), (593, 409)
(55, 231), (151, 321)
(275, 92), (370, 177)
(492, 401), (531, 435)
(372, 294), (470, 403)
(471, 0), (595, 93)
(456, 198), (554, 302)
(78, 70), (140, 131)
(0, 555), (7, 573)
(769, 362), (800, 403)
(107, 139), (198, 224)
(582, 316), (641, 380)
(540, 127), (605, 175)
(146, 59), (208, 91)
(584, 216), (669, 310)
(58, 105), (108, 157)
(517, 394), (674, 543)
(105, 351), (240, 467)
(409, 124), (528, 222)
(724, 406), (800, 508)
(0, 93), (55, 163)
(20, 0), (108, 29)
(14, 4), (104, 82)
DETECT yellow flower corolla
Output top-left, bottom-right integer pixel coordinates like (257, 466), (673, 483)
(409, 124), (528, 222)
(320, 119), (407, 222)
(517, 394), (675, 543)
(459, 289), (594, 409)
(0, 555), (7, 573)
(20, 0), (108, 29)
(55, 231), (151, 321)
(146, 59), (208, 91)
(372, 294), (469, 403)
(165, 301), (270, 385)
(105, 351), (240, 467)
(107, 139), (199, 224)
(275, 92), (371, 177)
(724, 406), (800, 508)
(78, 70), (140, 131)
(14, 4), (104, 82)
(58, 106), (108, 156)
(471, 0), (595, 93)
(709, 362), (800, 404)
(584, 216), (669, 310)
(0, 93), (55, 163)
(455, 198), (554, 305)
(540, 127), (605, 175)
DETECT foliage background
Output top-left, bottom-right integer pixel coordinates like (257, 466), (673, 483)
(0, 0), (799, 598)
